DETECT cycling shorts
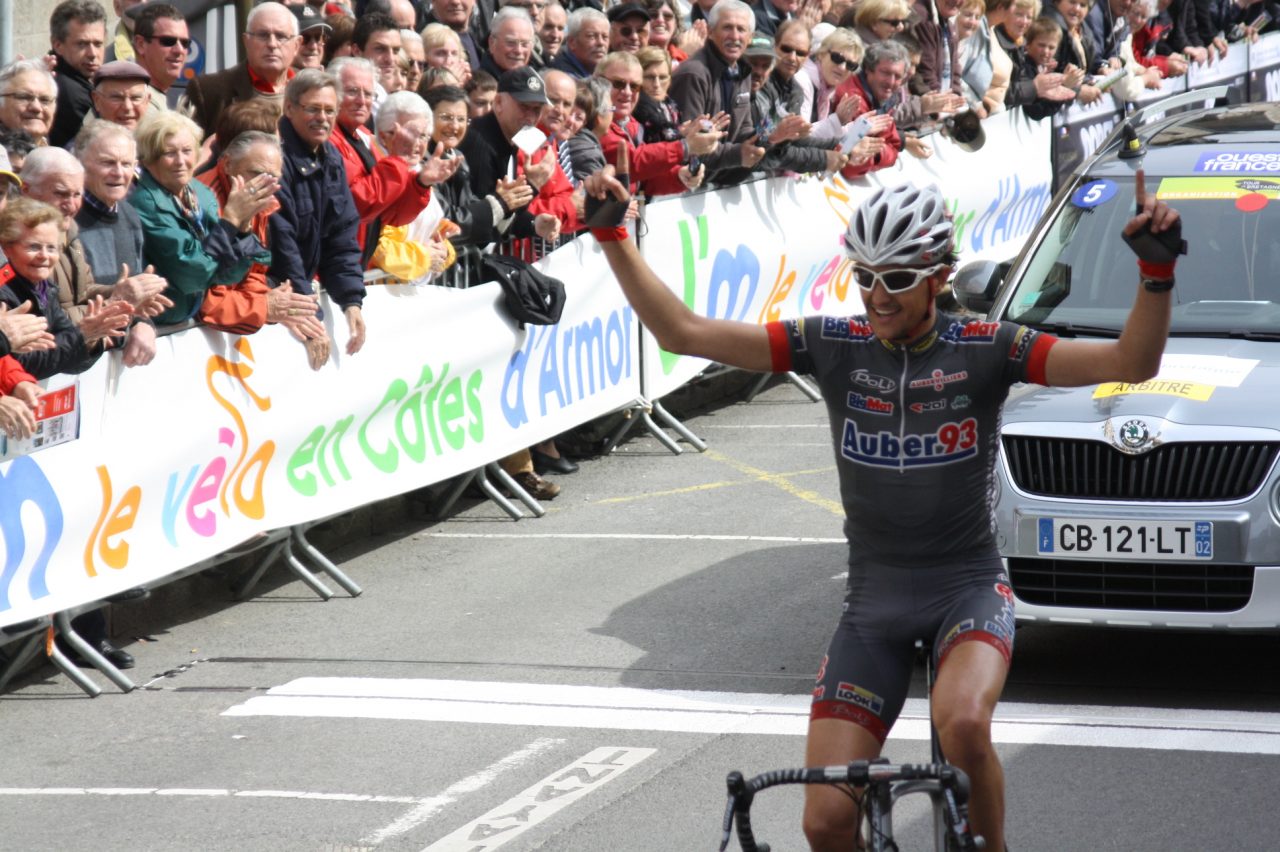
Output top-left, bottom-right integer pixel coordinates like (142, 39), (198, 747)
(810, 554), (1015, 743)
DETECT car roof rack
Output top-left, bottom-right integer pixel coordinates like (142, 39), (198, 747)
(1097, 85), (1231, 160)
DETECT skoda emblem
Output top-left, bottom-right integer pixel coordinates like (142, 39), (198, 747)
(1118, 419), (1152, 452)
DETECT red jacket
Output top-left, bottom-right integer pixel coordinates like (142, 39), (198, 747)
(196, 161), (272, 335)
(1131, 23), (1172, 75)
(0, 354), (35, 395)
(521, 138), (581, 232)
(329, 122), (433, 255)
(832, 74), (902, 180)
(599, 116), (687, 197)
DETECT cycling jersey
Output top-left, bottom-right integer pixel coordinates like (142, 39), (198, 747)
(766, 310), (1056, 739)
(767, 311), (1056, 569)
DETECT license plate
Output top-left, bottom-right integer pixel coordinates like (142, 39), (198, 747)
(1035, 518), (1213, 560)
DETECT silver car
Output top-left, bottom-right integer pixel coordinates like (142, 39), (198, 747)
(955, 97), (1280, 631)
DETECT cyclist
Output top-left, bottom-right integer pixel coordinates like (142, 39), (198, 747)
(585, 167), (1183, 851)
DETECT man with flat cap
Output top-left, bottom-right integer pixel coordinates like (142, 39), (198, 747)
(86, 60), (155, 132)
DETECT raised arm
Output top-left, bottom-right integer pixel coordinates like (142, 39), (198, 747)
(1043, 170), (1178, 387)
(585, 167), (773, 373)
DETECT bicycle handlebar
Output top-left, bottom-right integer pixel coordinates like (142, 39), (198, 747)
(719, 762), (977, 852)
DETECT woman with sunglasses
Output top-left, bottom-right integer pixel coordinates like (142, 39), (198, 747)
(796, 28), (863, 124)
(752, 22), (850, 175)
(852, 0), (914, 44)
(644, 0), (697, 65)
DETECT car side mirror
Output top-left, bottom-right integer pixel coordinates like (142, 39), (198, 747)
(952, 260), (1006, 315)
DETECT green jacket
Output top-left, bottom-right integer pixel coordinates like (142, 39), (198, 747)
(129, 169), (270, 326)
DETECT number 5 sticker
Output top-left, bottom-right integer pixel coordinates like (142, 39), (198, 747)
(1071, 179), (1118, 209)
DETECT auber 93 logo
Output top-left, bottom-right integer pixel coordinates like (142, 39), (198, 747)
(841, 417), (979, 467)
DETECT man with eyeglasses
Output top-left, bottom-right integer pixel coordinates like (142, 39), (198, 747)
(186, 1), (299, 137)
(84, 60), (154, 134)
(499, 0), (551, 68)
(584, 169), (1184, 852)
(607, 3), (652, 53)
(292, 4), (332, 71)
(47, 0), (108, 148)
(272, 69), (367, 371)
(482, 7), (538, 79)
(128, 3), (191, 111)
(0, 60), (59, 146)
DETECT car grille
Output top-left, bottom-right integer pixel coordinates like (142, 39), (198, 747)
(1009, 557), (1254, 612)
(1002, 437), (1280, 501)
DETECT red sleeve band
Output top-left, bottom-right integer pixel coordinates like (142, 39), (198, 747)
(591, 226), (629, 243)
(766, 321), (792, 373)
(1025, 333), (1058, 386)
(1137, 259), (1176, 280)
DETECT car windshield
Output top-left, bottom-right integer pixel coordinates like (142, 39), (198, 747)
(1002, 173), (1280, 336)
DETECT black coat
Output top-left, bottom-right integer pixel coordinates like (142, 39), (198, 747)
(432, 152), (501, 248)
(0, 266), (97, 379)
(267, 118), (366, 310)
(455, 112), (539, 239)
(49, 53), (93, 148)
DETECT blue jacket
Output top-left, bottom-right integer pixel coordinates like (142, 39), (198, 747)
(268, 118), (366, 311)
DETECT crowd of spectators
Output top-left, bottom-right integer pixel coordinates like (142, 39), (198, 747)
(0, 0), (1272, 666)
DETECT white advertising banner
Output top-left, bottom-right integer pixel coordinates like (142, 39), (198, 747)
(0, 240), (640, 630)
(637, 108), (1053, 399)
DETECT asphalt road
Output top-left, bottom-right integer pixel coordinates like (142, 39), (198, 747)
(2, 376), (1279, 852)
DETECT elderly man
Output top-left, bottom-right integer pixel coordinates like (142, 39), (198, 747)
(271, 70), (366, 370)
(328, 57), (451, 266)
(21, 143), (168, 366)
(551, 8), (610, 77)
(73, 120), (145, 287)
(85, 60), (152, 132)
(831, 39), (906, 178)
(353, 12), (403, 101)
(482, 8), (537, 79)
(292, 5), (331, 70)
(196, 130), (323, 337)
(185, 2), (299, 136)
(607, 3), (652, 53)
(129, 2), (190, 110)
(670, 0), (766, 183)
(539, 2), (568, 61)
(0, 60), (59, 146)
(48, 0), (108, 147)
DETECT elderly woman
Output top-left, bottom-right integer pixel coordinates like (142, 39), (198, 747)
(129, 111), (276, 326)
(0, 197), (131, 379)
(797, 28), (863, 124)
(196, 130), (324, 336)
(0, 60), (59, 147)
(852, 0), (913, 44)
(422, 85), (534, 249)
(633, 46), (681, 145)
(369, 91), (454, 283)
(751, 21), (845, 174)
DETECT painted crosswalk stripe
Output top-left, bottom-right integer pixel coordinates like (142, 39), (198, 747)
(222, 678), (1280, 755)
(420, 746), (654, 851)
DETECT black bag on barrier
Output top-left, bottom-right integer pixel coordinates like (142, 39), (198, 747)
(479, 253), (567, 328)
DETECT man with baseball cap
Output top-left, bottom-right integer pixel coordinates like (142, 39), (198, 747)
(87, 60), (155, 132)
(291, 4), (332, 70)
(607, 3), (651, 53)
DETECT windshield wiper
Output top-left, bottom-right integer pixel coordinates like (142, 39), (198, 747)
(1168, 329), (1280, 340)
(1030, 321), (1121, 338)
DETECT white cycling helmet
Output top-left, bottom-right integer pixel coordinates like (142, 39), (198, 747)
(843, 183), (954, 267)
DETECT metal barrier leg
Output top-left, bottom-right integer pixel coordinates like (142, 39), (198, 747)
(742, 372), (773, 403)
(292, 525), (362, 597)
(783, 371), (822, 401)
(429, 470), (479, 519)
(651, 401), (708, 452)
(0, 629), (47, 692)
(602, 401), (685, 456)
(52, 612), (134, 694)
(280, 539), (335, 600)
(231, 539), (289, 600)
(602, 407), (646, 454)
(46, 631), (102, 697)
(483, 463), (545, 518)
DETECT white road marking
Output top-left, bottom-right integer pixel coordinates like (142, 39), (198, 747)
(420, 747), (654, 852)
(223, 677), (1280, 756)
(0, 787), (422, 804)
(362, 737), (563, 845)
(423, 533), (844, 543)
